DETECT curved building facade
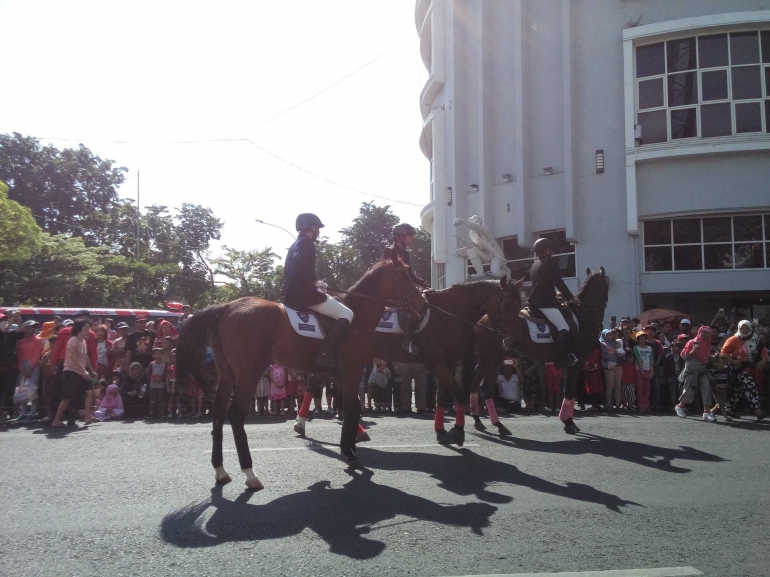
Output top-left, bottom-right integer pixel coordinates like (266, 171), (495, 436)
(417, 0), (770, 322)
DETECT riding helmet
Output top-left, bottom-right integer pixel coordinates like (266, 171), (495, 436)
(393, 223), (416, 238)
(295, 213), (325, 232)
(533, 237), (554, 254)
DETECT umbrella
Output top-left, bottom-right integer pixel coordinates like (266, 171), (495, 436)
(637, 308), (689, 326)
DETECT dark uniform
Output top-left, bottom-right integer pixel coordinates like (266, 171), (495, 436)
(383, 242), (428, 355)
(382, 243), (430, 289)
(528, 257), (574, 309)
(282, 236), (326, 310)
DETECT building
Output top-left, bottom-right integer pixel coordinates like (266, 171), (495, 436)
(416, 0), (770, 324)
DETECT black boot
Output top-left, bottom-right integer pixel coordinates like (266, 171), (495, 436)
(401, 313), (420, 355)
(316, 318), (350, 369)
(553, 330), (577, 370)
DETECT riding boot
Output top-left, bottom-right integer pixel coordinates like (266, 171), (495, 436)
(316, 318), (350, 369)
(401, 314), (420, 356)
(553, 330), (577, 370)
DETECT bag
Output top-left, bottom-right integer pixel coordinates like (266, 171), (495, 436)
(13, 377), (38, 404)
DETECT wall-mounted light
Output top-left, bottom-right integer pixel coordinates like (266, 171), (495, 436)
(502, 174), (513, 183)
(470, 184), (479, 192)
(543, 167), (554, 175)
(446, 187), (453, 206)
(595, 149), (605, 174)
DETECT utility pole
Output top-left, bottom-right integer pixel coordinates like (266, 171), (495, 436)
(136, 170), (140, 261)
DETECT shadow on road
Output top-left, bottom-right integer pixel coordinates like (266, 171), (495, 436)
(160, 468), (496, 558)
(475, 432), (728, 474)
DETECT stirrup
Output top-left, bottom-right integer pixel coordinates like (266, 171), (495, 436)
(402, 340), (420, 355)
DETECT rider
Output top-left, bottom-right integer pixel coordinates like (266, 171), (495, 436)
(529, 238), (581, 369)
(382, 223), (430, 355)
(282, 213), (354, 369)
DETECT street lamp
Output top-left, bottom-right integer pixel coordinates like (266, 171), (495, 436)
(255, 219), (296, 240)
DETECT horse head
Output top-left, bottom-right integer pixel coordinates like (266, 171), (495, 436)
(494, 276), (524, 335)
(579, 267), (609, 308)
(383, 254), (428, 317)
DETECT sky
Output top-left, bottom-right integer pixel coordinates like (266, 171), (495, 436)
(0, 0), (429, 260)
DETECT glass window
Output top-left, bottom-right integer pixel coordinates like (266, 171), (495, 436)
(698, 34), (728, 68)
(734, 215), (763, 241)
(703, 217), (732, 242)
(704, 244), (733, 269)
(501, 237), (530, 261)
(637, 43), (665, 78)
(508, 259), (534, 282)
(701, 69), (728, 101)
(644, 220), (671, 245)
(670, 108), (697, 139)
(668, 72), (698, 106)
(637, 110), (667, 144)
(730, 31), (760, 65)
(674, 245), (702, 270)
(639, 77), (664, 109)
(766, 100), (770, 132)
(766, 243), (770, 269)
(701, 103), (732, 137)
(538, 230), (574, 256)
(735, 102), (762, 133)
(645, 247), (672, 271)
(762, 31), (770, 63)
(667, 37), (697, 72)
(734, 243), (764, 268)
(732, 66), (762, 99)
(765, 67), (770, 96)
(673, 218), (701, 244)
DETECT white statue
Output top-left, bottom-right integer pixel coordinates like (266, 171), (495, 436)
(454, 215), (511, 280)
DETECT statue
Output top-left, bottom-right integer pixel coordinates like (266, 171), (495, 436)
(454, 215), (511, 280)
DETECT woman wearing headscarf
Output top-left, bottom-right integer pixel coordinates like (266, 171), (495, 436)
(675, 326), (715, 421)
(721, 320), (767, 421)
(94, 384), (124, 421)
(600, 329), (624, 410)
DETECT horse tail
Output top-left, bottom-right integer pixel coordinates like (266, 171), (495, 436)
(175, 303), (227, 396)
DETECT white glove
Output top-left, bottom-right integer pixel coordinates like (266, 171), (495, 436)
(315, 280), (328, 292)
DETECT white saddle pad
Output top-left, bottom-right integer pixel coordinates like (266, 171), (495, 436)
(525, 313), (578, 344)
(376, 307), (430, 334)
(283, 305), (326, 340)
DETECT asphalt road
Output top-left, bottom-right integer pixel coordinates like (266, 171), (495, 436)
(1, 410), (768, 577)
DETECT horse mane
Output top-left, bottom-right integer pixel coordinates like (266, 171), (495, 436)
(435, 279), (500, 294)
(575, 270), (604, 301)
(346, 257), (406, 296)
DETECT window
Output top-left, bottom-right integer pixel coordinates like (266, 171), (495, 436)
(435, 261), (445, 290)
(635, 30), (770, 143)
(643, 215), (770, 272)
(480, 231), (576, 282)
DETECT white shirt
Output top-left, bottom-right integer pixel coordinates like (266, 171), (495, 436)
(497, 374), (521, 403)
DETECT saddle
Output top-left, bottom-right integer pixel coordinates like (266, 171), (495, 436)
(519, 303), (579, 344)
(282, 305), (332, 340)
(375, 307), (431, 334)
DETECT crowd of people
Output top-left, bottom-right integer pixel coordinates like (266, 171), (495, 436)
(0, 306), (768, 427)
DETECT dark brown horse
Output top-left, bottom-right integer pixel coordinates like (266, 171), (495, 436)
(374, 277), (523, 446)
(175, 257), (424, 489)
(474, 267), (609, 434)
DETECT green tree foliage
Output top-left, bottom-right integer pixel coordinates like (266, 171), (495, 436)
(339, 202), (400, 269)
(315, 237), (365, 291)
(0, 180), (43, 263)
(410, 226), (432, 283)
(212, 246), (282, 301)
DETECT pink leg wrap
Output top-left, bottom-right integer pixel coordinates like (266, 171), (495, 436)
(455, 404), (466, 427)
(434, 406), (445, 431)
(559, 398), (575, 421)
(485, 398), (500, 425)
(298, 392), (313, 419)
(357, 423), (366, 435)
(470, 393), (480, 416)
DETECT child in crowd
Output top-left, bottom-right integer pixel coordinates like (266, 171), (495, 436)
(620, 349), (638, 410)
(286, 369), (301, 416)
(255, 367), (271, 415)
(94, 383), (124, 421)
(544, 362), (562, 412)
(269, 363), (287, 415)
(675, 326), (714, 421)
(664, 340), (685, 407)
(147, 347), (168, 418)
(368, 359), (391, 412)
(583, 346), (604, 410)
(707, 353), (731, 421)
(121, 362), (149, 418)
(496, 359), (523, 412)
(633, 331), (654, 411)
(165, 350), (181, 418)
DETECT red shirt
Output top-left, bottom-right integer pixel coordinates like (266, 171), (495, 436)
(51, 327), (98, 368)
(17, 334), (44, 370)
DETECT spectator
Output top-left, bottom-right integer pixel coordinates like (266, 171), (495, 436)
(178, 305), (192, 330)
(94, 325), (113, 380)
(147, 347), (168, 418)
(519, 356), (545, 411)
(633, 331), (654, 412)
(643, 325), (665, 410)
(165, 350), (180, 419)
(90, 319), (102, 332)
(399, 362), (427, 414)
(269, 363), (287, 415)
(368, 359), (391, 412)
(583, 345), (604, 410)
(109, 322), (131, 376)
(255, 367), (271, 416)
(156, 319), (178, 342)
(496, 359), (523, 412)
(52, 319), (97, 427)
(93, 383), (124, 421)
(660, 321), (674, 348)
(120, 362), (149, 418)
(286, 369), (302, 416)
(124, 316), (156, 369)
(103, 318), (117, 340)
(677, 318), (692, 339)
(675, 326), (714, 421)
(600, 329), (624, 410)
(707, 353), (731, 421)
(0, 312), (25, 423)
(663, 340), (685, 407)
(722, 320), (767, 421)
(544, 362), (562, 412)
(620, 349), (638, 411)
(14, 320), (44, 422)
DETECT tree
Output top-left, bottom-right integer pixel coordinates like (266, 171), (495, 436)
(0, 180), (43, 264)
(339, 202), (400, 269)
(410, 226), (432, 283)
(212, 246), (281, 300)
(315, 237), (364, 291)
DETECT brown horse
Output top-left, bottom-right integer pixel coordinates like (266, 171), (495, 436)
(175, 257), (424, 489)
(374, 277), (523, 446)
(474, 267), (609, 434)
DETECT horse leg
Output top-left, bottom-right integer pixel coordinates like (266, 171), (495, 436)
(294, 374), (321, 437)
(339, 391), (363, 468)
(230, 376), (264, 491)
(212, 376), (234, 486)
(559, 366), (580, 435)
(481, 362), (512, 436)
(432, 365), (466, 447)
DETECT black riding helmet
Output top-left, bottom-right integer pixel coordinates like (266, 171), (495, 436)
(533, 237), (554, 255)
(393, 223), (416, 239)
(295, 213), (325, 232)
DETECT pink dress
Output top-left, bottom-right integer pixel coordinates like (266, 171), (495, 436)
(269, 364), (287, 401)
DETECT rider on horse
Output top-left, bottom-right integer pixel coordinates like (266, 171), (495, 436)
(282, 213), (354, 369)
(529, 238), (581, 369)
(382, 223), (430, 355)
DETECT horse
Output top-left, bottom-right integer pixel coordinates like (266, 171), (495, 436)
(373, 277), (523, 446)
(175, 256), (425, 489)
(474, 267), (609, 434)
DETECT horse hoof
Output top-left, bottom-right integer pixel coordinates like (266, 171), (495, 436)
(293, 422), (306, 437)
(356, 431), (371, 443)
(245, 477), (265, 491)
(215, 473), (232, 486)
(474, 422), (486, 432)
(496, 424), (512, 436)
(436, 429), (451, 444)
(448, 426), (465, 447)
(564, 424), (579, 435)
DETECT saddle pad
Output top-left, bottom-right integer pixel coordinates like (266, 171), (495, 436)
(283, 305), (326, 340)
(375, 307), (431, 334)
(525, 312), (579, 344)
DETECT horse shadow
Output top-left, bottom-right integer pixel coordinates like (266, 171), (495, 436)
(475, 431), (727, 474)
(356, 446), (640, 512)
(160, 469), (496, 559)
